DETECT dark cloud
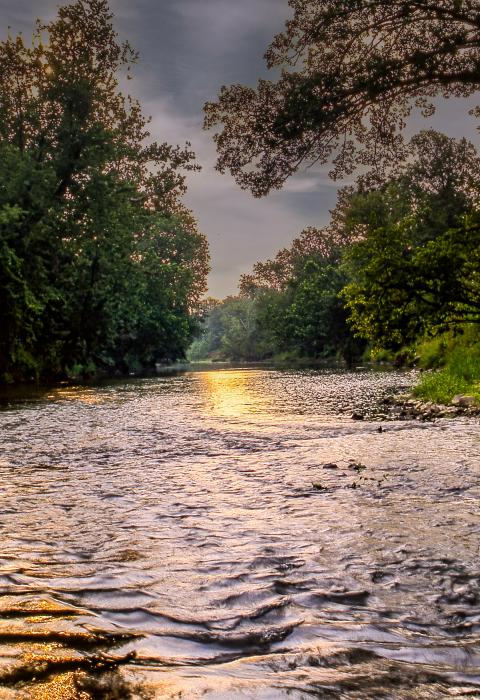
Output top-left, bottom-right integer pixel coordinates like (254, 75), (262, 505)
(114, 0), (288, 114)
(1, 1), (478, 297)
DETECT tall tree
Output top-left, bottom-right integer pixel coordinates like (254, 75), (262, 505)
(205, 0), (480, 196)
(342, 211), (480, 348)
(0, 0), (209, 382)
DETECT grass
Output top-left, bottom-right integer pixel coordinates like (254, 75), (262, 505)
(413, 328), (480, 405)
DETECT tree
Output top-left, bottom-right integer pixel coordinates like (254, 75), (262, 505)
(342, 212), (480, 348)
(0, 1), (209, 382)
(250, 260), (354, 359)
(233, 129), (480, 357)
(239, 224), (349, 295)
(187, 296), (265, 362)
(218, 297), (259, 360)
(340, 132), (480, 347)
(187, 298), (222, 361)
(239, 223), (363, 361)
(205, 0), (480, 196)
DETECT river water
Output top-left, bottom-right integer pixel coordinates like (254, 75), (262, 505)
(0, 367), (479, 699)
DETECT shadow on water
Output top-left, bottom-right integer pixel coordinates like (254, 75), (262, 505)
(0, 367), (478, 697)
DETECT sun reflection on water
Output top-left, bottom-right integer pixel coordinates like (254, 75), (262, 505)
(198, 370), (266, 418)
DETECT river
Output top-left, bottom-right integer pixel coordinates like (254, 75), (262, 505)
(0, 367), (479, 699)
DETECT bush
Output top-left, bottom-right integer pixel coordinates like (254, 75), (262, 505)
(414, 328), (480, 404)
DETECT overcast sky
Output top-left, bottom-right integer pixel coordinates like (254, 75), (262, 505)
(1, 0), (478, 297)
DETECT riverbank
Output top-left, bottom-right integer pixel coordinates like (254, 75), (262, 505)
(385, 392), (480, 420)
(411, 328), (480, 405)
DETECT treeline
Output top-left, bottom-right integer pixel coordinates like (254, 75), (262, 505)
(188, 229), (360, 363)
(0, 1), (209, 384)
(191, 131), (480, 367)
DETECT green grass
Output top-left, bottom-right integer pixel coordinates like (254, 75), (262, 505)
(414, 329), (480, 404)
(415, 335), (449, 369)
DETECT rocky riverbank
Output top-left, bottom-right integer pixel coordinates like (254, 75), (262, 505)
(383, 393), (480, 420)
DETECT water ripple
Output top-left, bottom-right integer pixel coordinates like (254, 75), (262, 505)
(0, 367), (478, 698)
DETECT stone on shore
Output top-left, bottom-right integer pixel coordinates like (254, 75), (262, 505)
(452, 394), (476, 408)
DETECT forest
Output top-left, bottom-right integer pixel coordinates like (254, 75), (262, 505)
(195, 0), (480, 404)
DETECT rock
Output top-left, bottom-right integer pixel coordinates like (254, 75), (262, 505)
(452, 395), (476, 408)
(386, 390), (479, 420)
(444, 407), (459, 416)
(322, 462), (338, 469)
(351, 412), (364, 420)
(349, 461), (366, 472)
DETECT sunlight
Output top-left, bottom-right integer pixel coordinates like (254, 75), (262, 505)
(199, 370), (258, 418)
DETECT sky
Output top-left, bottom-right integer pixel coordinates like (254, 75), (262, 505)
(0, 0), (479, 297)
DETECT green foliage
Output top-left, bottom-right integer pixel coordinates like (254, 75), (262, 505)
(191, 231), (364, 364)
(414, 327), (480, 404)
(343, 212), (480, 349)
(416, 336), (453, 371)
(188, 296), (269, 362)
(417, 325), (480, 370)
(266, 261), (356, 360)
(341, 133), (480, 349)
(414, 349), (480, 405)
(415, 371), (472, 406)
(200, 130), (480, 370)
(0, 1), (209, 383)
(218, 297), (259, 360)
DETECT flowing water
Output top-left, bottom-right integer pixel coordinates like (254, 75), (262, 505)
(0, 367), (479, 699)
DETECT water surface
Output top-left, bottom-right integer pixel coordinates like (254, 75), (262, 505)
(0, 368), (479, 698)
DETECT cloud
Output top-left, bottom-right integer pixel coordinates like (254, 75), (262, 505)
(144, 95), (337, 297)
(118, 2), (478, 298)
(113, 0), (289, 115)
(114, 0), (337, 298)
(0, 0), (57, 31)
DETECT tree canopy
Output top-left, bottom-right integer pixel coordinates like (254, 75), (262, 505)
(205, 0), (480, 195)
(192, 219), (364, 364)
(0, 0), (209, 383)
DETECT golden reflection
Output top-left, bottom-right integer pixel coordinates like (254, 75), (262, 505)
(199, 370), (263, 418)
(24, 671), (90, 700)
(0, 599), (95, 699)
(46, 387), (106, 405)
